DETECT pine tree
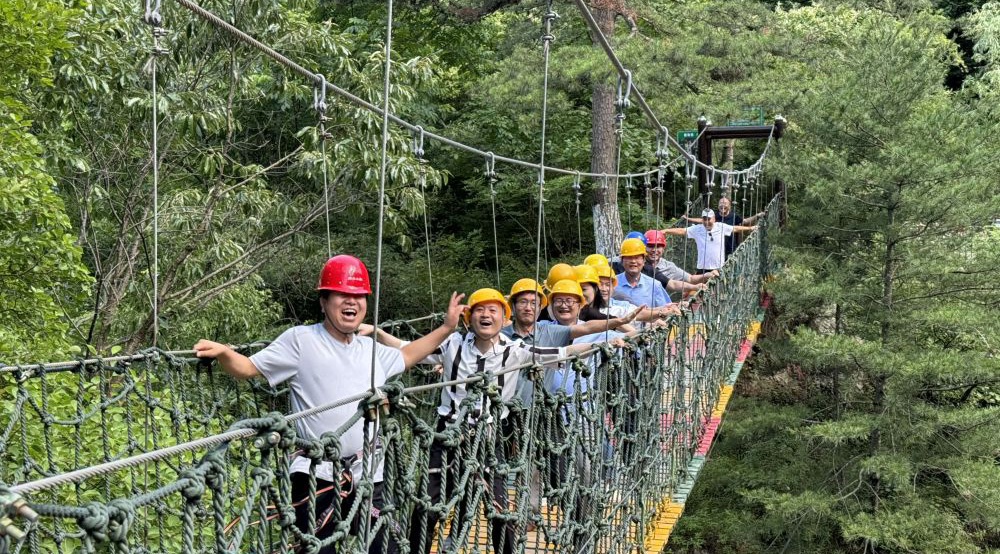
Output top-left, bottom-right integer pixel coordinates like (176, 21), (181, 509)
(671, 4), (1000, 553)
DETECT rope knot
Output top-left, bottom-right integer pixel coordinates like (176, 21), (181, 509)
(178, 469), (206, 501)
(298, 534), (323, 554)
(249, 466), (274, 484)
(106, 500), (135, 543)
(320, 431), (344, 461)
(202, 450), (229, 491)
(277, 505), (297, 528)
(77, 502), (111, 541)
(300, 438), (325, 461)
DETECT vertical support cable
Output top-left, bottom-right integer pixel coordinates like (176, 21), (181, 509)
(369, 0), (394, 390)
(364, 0), (394, 548)
(413, 127), (435, 311)
(532, 0), (557, 349)
(144, 0), (165, 348)
(573, 173), (582, 253)
(485, 153), (501, 290)
(625, 176), (632, 229)
(314, 74), (332, 259)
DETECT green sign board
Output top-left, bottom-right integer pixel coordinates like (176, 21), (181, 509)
(727, 106), (765, 126)
(676, 130), (698, 150)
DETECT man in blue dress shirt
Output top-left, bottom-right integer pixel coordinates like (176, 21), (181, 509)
(613, 237), (672, 308)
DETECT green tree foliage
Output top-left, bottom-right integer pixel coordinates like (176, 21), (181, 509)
(670, 4), (1000, 553)
(3, 0), (998, 550)
(0, 0), (92, 363)
(31, 0), (446, 351)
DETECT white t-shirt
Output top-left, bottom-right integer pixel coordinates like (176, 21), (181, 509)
(249, 324), (405, 483)
(424, 332), (567, 421)
(601, 299), (636, 319)
(686, 223), (734, 270)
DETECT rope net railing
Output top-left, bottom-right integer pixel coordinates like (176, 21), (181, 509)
(0, 201), (779, 554)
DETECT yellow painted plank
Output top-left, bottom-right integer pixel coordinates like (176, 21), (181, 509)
(712, 385), (734, 418)
(642, 501), (686, 554)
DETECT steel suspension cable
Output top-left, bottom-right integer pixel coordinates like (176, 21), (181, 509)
(419, 165), (436, 312)
(314, 75), (332, 259)
(569, 0), (769, 177)
(573, 173), (583, 253)
(532, 0), (557, 351)
(166, 0), (657, 182)
(365, 3), (396, 540)
(144, 2), (166, 347)
(369, 0), (394, 392)
(485, 154), (501, 290)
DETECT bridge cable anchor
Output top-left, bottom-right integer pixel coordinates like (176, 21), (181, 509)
(0, 490), (39, 541)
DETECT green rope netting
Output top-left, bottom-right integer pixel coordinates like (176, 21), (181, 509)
(0, 199), (779, 554)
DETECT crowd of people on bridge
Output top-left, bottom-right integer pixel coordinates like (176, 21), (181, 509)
(192, 201), (760, 554)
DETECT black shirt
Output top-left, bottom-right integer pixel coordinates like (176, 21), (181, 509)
(717, 213), (743, 257)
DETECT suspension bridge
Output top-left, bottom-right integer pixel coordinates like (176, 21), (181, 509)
(1, 0), (786, 551)
(0, 210), (777, 554)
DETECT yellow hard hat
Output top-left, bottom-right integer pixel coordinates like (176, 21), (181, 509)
(509, 278), (547, 309)
(620, 237), (647, 257)
(583, 254), (610, 267)
(547, 279), (584, 305)
(594, 264), (615, 279)
(574, 264), (600, 286)
(464, 288), (511, 324)
(545, 263), (577, 290)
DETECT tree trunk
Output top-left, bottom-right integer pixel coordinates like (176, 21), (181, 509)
(869, 197), (896, 514)
(589, 6), (623, 258)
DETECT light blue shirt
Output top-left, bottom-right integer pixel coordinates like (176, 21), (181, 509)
(545, 326), (624, 397)
(614, 272), (671, 308)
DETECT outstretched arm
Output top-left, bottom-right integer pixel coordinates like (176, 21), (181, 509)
(732, 225), (758, 234)
(193, 341), (260, 380)
(743, 211), (765, 225)
(399, 292), (466, 369)
(569, 305), (644, 338)
(665, 278), (703, 293)
(358, 324), (405, 349)
(661, 227), (687, 236)
(688, 270), (718, 284)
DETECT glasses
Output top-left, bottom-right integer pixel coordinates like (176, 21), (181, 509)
(514, 298), (538, 308)
(552, 298), (578, 307)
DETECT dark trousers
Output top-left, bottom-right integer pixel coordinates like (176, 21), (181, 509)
(291, 472), (398, 554)
(546, 421), (594, 553)
(408, 418), (516, 554)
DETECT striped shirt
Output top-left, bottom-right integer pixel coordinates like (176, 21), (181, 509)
(423, 332), (568, 420)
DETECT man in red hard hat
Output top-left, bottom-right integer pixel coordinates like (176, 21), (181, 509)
(193, 254), (465, 554)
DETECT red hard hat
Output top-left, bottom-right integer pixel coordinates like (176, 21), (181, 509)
(316, 255), (371, 295)
(644, 229), (666, 246)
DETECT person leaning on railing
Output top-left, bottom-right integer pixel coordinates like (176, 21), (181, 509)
(191, 255), (466, 554)
(405, 288), (616, 554)
(661, 208), (757, 274)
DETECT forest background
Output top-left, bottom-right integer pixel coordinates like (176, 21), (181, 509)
(2, 0), (1000, 551)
